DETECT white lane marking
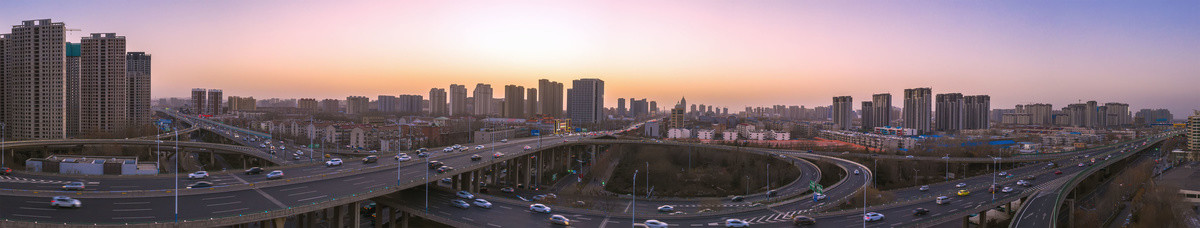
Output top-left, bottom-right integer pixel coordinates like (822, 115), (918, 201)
(462, 217), (475, 221)
(249, 186), (287, 209)
(113, 208), (153, 212)
(342, 176), (367, 182)
(12, 214), (51, 218)
(112, 216), (155, 219)
(352, 180), (374, 185)
(206, 201), (242, 207)
(278, 186), (308, 192)
(228, 174), (250, 184)
(498, 205), (513, 210)
(298, 195), (328, 202)
(114, 201), (150, 205)
(287, 190), (319, 196)
(202, 195), (236, 201)
(438, 211), (451, 216)
(487, 223), (502, 227)
(18, 207), (53, 211)
(212, 207), (249, 214)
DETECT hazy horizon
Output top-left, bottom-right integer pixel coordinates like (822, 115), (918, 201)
(4, 1), (1198, 115)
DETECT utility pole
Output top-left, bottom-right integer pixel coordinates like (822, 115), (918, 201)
(632, 170), (638, 226)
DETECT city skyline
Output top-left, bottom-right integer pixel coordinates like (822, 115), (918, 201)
(4, 1), (1198, 116)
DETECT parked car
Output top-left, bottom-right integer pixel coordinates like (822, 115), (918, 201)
(61, 182), (85, 191)
(326, 158), (343, 166)
(188, 171), (209, 179)
(50, 196), (82, 208)
(187, 181), (214, 189)
(266, 170), (284, 179)
(244, 167), (263, 175)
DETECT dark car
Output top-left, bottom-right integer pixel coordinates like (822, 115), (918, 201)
(730, 196), (745, 202)
(437, 166), (455, 174)
(244, 167), (263, 175)
(1054, 170), (1063, 175)
(791, 215), (815, 225)
(428, 161), (444, 169)
(913, 208), (930, 216)
(0, 167), (11, 175)
(363, 155), (379, 164)
(471, 155), (482, 161)
(187, 181), (214, 189)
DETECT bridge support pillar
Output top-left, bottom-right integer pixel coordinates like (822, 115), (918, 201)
(308, 211), (319, 228)
(979, 209), (988, 228)
(386, 206), (397, 228)
(333, 204), (344, 228)
(1007, 201), (1016, 217)
(472, 170), (481, 192)
(525, 155), (533, 189)
(1065, 199), (1075, 228)
(373, 204), (383, 228)
(963, 214), (970, 228)
(401, 211), (411, 228)
(451, 173), (461, 191)
(273, 217), (286, 228)
(351, 201), (362, 228)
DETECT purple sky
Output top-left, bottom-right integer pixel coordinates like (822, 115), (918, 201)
(3, 1), (1198, 117)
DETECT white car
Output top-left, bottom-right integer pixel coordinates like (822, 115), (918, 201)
(473, 199), (492, 208)
(501, 139), (508, 143)
(524, 145), (532, 151)
(955, 183), (967, 188)
(813, 193), (828, 201)
(50, 196), (81, 208)
(326, 158), (343, 166)
(456, 191), (474, 199)
(266, 170), (284, 179)
(853, 169), (860, 175)
(476, 145), (485, 149)
(1001, 187), (1014, 193)
(644, 220), (670, 228)
(725, 219), (750, 227)
(549, 214), (570, 225)
(295, 150), (304, 155)
(864, 212), (885, 221)
(919, 185), (930, 191)
(443, 147), (455, 152)
(396, 154), (412, 161)
(657, 205), (674, 212)
(188, 171), (209, 179)
(530, 204), (552, 213)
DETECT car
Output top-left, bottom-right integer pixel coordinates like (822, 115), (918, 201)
(244, 167), (264, 175)
(853, 169), (860, 175)
(919, 185), (930, 191)
(999, 171), (1008, 176)
(437, 166), (455, 173)
(417, 148), (429, 153)
(549, 214), (570, 226)
(187, 181), (214, 189)
(1001, 187), (1014, 193)
(657, 205), (674, 212)
(501, 187), (515, 193)
(428, 161), (444, 169)
(524, 145), (532, 151)
(1078, 163), (1085, 167)
(0, 167), (10, 175)
(936, 196), (950, 204)
(1055, 170), (1063, 175)
(443, 147), (455, 153)
(456, 191), (475, 199)
(530, 204), (551, 213)
(440, 178), (452, 184)
(473, 199), (492, 208)
(725, 219), (750, 227)
(62, 182), (85, 190)
(362, 155), (378, 164)
(768, 190), (778, 197)
(813, 193), (828, 201)
(730, 195), (745, 202)
(913, 208), (930, 216)
(188, 171), (209, 179)
(906, 155), (915, 158)
(396, 154), (412, 161)
(645, 219), (670, 228)
(533, 195), (546, 201)
(864, 212), (885, 221)
(1016, 180), (1031, 186)
(501, 139), (508, 143)
(51, 196), (82, 208)
(326, 158), (343, 166)
(266, 170), (284, 179)
(450, 199), (470, 209)
(493, 152), (505, 158)
(792, 216), (816, 225)
(957, 189), (970, 196)
(955, 183), (967, 188)
(476, 145), (485, 150)
(471, 155), (482, 161)
(417, 152), (430, 157)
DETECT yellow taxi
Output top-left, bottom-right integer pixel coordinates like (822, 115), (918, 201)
(957, 189), (970, 196)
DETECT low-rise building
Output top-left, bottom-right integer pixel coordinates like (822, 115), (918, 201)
(25, 155), (158, 175)
(722, 131), (739, 141)
(668, 128), (692, 139)
(697, 129), (716, 140)
(819, 130), (920, 151)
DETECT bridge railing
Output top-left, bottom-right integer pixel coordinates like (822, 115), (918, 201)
(1047, 133), (1176, 228)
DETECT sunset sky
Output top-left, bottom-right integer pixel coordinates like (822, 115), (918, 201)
(4, 1), (1198, 116)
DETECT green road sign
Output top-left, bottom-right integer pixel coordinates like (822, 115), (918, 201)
(808, 181), (824, 194)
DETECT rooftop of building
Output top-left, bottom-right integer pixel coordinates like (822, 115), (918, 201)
(33, 155), (140, 164)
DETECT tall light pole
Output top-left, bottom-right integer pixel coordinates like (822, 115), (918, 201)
(766, 163), (770, 201)
(862, 172), (868, 228)
(174, 125), (179, 223)
(645, 162), (650, 198)
(632, 170), (638, 226)
(990, 156), (999, 202)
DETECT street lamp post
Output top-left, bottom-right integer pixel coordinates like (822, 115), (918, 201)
(766, 163), (770, 201)
(174, 126), (179, 223)
(632, 170), (638, 226)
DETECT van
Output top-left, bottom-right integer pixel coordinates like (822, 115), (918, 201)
(936, 196), (950, 205)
